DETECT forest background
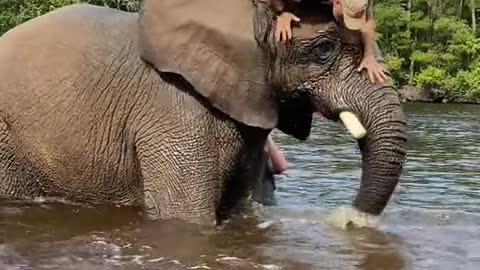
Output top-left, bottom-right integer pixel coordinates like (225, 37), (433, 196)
(1, 0), (479, 103)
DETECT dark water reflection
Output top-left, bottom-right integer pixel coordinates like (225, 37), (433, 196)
(1, 103), (479, 269)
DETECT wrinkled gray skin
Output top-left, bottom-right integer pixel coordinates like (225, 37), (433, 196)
(0, 1), (407, 226)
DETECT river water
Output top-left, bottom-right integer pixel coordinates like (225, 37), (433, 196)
(1, 103), (479, 270)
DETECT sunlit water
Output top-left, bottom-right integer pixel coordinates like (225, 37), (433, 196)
(1, 103), (479, 270)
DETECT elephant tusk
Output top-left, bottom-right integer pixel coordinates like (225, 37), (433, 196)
(339, 111), (367, 139)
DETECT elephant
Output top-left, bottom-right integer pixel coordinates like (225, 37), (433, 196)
(0, 0), (407, 228)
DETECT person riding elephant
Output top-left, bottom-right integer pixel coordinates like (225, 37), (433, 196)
(270, 0), (388, 84)
(0, 0), (407, 228)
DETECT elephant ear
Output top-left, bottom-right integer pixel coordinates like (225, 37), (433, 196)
(138, 0), (278, 129)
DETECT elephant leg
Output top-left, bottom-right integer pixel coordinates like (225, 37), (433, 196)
(0, 117), (44, 197)
(0, 118), (10, 194)
(137, 143), (220, 226)
(140, 169), (219, 225)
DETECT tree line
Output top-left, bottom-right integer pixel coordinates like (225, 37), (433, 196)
(377, 0), (479, 102)
(1, 0), (479, 102)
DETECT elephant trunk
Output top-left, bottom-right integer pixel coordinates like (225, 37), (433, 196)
(323, 81), (407, 228)
(350, 86), (407, 217)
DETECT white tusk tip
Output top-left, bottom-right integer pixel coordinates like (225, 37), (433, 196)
(339, 111), (367, 139)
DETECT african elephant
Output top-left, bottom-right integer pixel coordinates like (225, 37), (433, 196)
(0, 0), (407, 228)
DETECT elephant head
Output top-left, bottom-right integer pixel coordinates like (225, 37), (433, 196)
(137, 0), (407, 228)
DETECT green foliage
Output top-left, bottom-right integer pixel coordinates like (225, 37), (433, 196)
(451, 63), (480, 99)
(374, 0), (480, 101)
(414, 66), (451, 91)
(0, 0), (141, 35)
(0, 0), (479, 101)
(384, 54), (405, 84)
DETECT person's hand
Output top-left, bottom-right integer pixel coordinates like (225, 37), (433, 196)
(275, 12), (300, 42)
(357, 54), (389, 84)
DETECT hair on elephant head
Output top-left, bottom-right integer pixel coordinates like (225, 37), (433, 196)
(138, 0), (407, 228)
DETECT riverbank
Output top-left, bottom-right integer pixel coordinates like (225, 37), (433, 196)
(398, 85), (480, 104)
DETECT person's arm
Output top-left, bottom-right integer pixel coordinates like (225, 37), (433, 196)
(265, 137), (290, 174)
(362, 0), (384, 63)
(268, 0), (287, 14)
(268, 0), (302, 13)
(361, 0), (377, 60)
(358, 0), (387, 83)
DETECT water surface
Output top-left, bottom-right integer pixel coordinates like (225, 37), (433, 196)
(1, 103), (479, 270)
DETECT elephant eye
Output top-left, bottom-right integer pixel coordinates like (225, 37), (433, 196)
(313, 40), (336, 62)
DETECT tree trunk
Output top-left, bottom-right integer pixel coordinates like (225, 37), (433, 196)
(407, 0), (414, 85)
(408, 58), (415, 85)
(408, 35), (417, 85)
(471, 0), (477, 33)
(459, 0), (465, 17)
(407, 0), (412, 33)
